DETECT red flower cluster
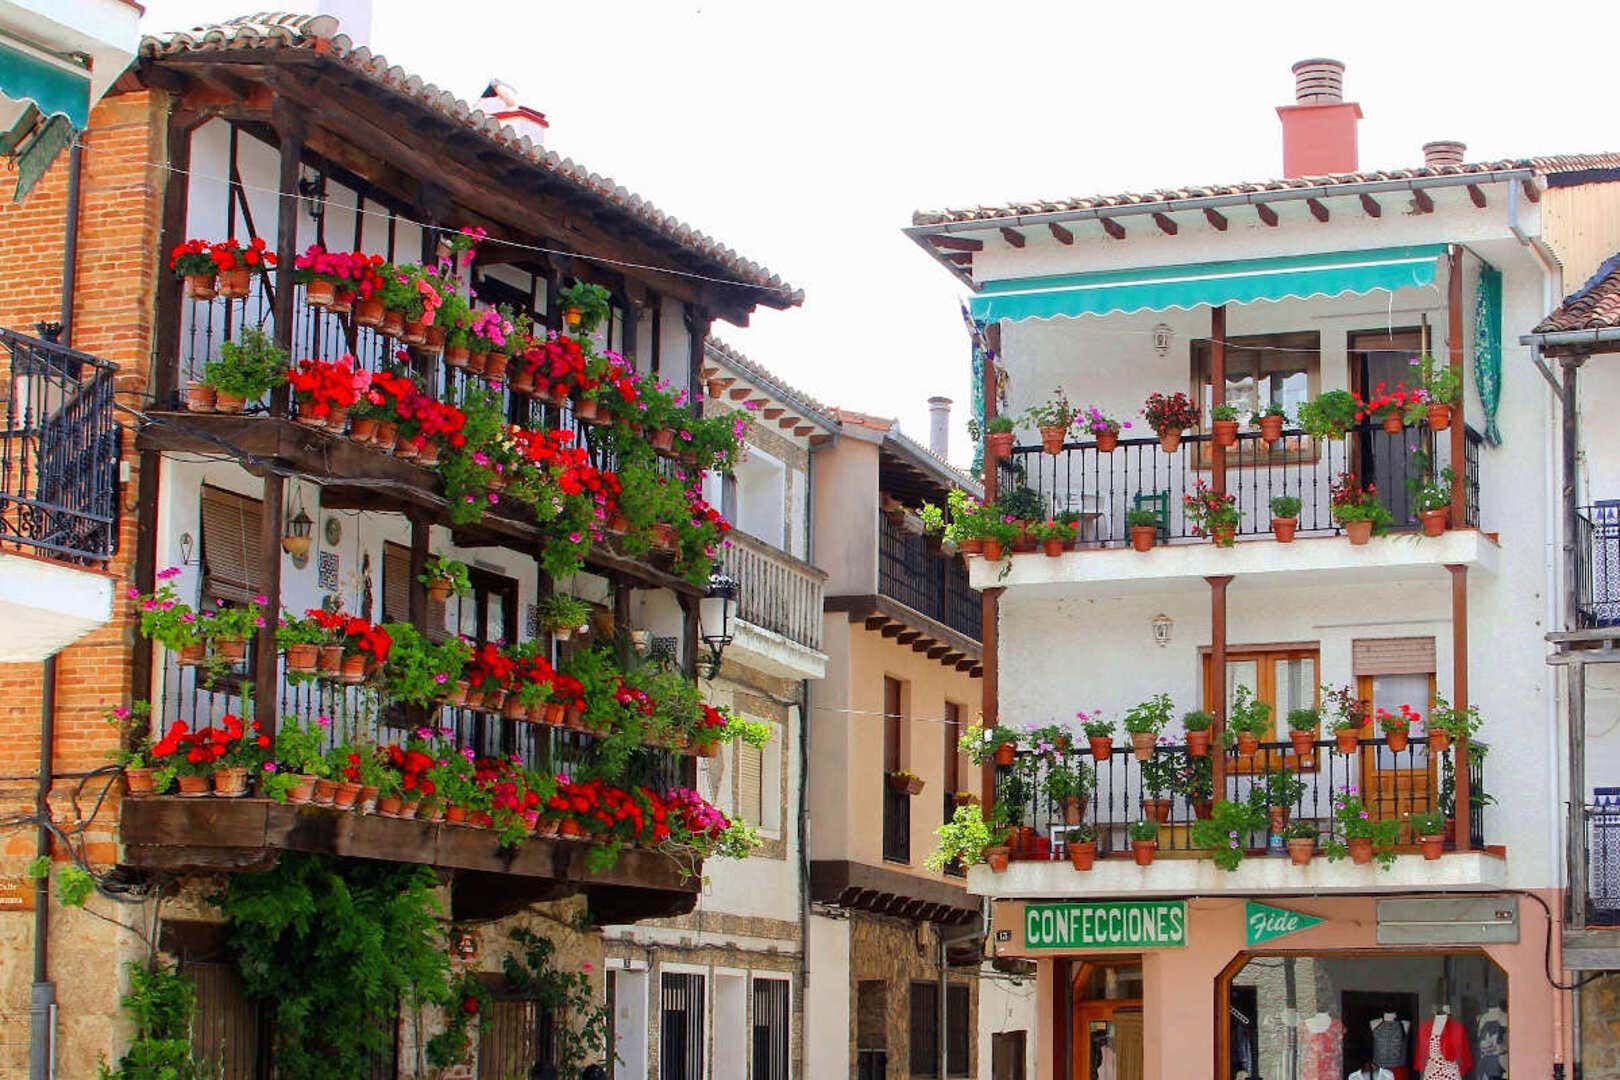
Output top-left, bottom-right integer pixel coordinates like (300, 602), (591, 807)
(302, 608), (391, 661)
(293, 244), (385, 297)
(550, 673), (585, 711)
(385, 744), (437, 796)
(686, 492), (732, 535)
(1375, 704), (1421, 732)
(509, 427), (578, 466)
(357, 369), (416, 421)
(549, 779), (670, 843)
(397, 394), (467, 448)
(467, 641), (515, 689)
(557, 459), (619, 501)
(699, 704), (728, 733)
(613, 680), (655, 717)
(523, 335), (592, 400)
(1355, 381), (1423, 421)
(1329, 471), (1378, 509)
(209, 237), (276, 272)
(288, 356), (369, 419)
(151, 714), (267, 771)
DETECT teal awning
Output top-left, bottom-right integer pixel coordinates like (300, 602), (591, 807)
(969, 244), (1449, 323)
(0, 41), (89, 128)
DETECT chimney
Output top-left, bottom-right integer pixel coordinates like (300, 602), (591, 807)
(317, 0), (372, 45)
(1277, 59), (1362, 178)
(476, 80), (550, 146)
(1422, 140), (1467, 168)
(927, 397), (951, 458)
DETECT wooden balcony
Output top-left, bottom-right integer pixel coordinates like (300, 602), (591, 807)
(723, 529), (827, 678)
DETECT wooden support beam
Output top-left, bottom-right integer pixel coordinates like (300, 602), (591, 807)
(927, 234), (984, 252)
(1100, 217), (1126, 240)
(1208, 575), (1232, 793)
(1306, 198), (1329, 223)
(762, 407), (785, 420)
(1048, 222), (1074, 245)
(955, 658), (976, 672)
(943, 252), (974, 267)
(793, 425), (814, 437)
(970, 665), (983, 678)
(1448, 246), (1467, 525)
(1203, 208), (1228, 231)
(707, 375), (735, 392)
(1152, 213), (1178, 236)
(911, 637), (935, 653)
(1256, 203), (1279, 227)
(1211, 304), (1227, 494)
(777, 416), (800, 430)
(1412, 188), (1435, 214)
(927, 644), (951, 660)
(1448, 563), (1472, 851)
(941, 651), (963, 666)
(999, 227), (1026, 249)
(1466, 184), (1487, 208)
(881, 623), (904, 639)
(728, 387), (751, 401)
(864, 616), (890, 632)
(1521, 178), (1541, 204)
(1359, 193), (1382, 218)
(895, 629), (921, 645)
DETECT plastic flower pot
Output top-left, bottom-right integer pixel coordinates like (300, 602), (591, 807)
(1043, 537), (1065, 557)
(214, 390), (247, 414)
(1212, 420), (1239, 447)
(312, 778), (339, 806)
(1069, 842), (1097, 871)
(1130, 732), (1157, 761)
(186, 272), (218, 301)
(1185, 730), (1210, 757)
(1343, 519), (1374, 545)
(1381, 414), (1404, 434)
(177, 642), (207, 667)
(340, 654), (368, 684)
(1348, 837), (1375, 865)
(1060, 796), (1088, 826)
(185, 382), (217, 412)
(349, 416), (377, 444)
(1267, 805), (1292, 833)
(1158, 430), (1183, 454)
(981, 538), (1005, 561)
(985, 845), (1011, 873)
(1132, 840), (1157, 867)
(1089, 737), (1113, 762)
(1289, 729), (1318, 756)
(218, 267), (252, 299)
(1385, 728), (1410, 754)
(1420, 508), (1449, 537)
(987, 431), (1015, 458)
(1140, 798), (1172, 824)
(376, 795), (404, 818)
(176, 775), (211, 797)
(1094, 430), (1119, 453)
(993, 743), (1017, 767)
(1039, 426), (1067, 454)
(1428, 403), (1452, 431)
(1259, 415), (1284, 443)
(1272, 517), (1298, 543)
(332, 781), (362, 810)
(306, 280), (336, 308)
(123, 767), (156, 797)
(1287, 838), (1315, 866)
(286, 775), (316, 804)
(1131, 525), (1156, 552)
(215, 638), (248, 665)
(1235, 732), (1260, 757)
(1335, 729), (1361, 754)
(1419, 834), (1446, 861)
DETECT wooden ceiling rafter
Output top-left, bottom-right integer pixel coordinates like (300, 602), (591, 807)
(1306, 198), (1329, 222)
(926, 234), (984, 252)
(1360, 193), (1382, 218)
(999, 227), (1026, 248)
(1048, 222), (1074, 245)
(1100, 217), (1127, 240)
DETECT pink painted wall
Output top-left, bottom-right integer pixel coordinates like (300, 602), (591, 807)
(997, 892), (1568, 1079)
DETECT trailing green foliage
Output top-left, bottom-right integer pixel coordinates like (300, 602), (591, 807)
(98, 962), (205, 1080)
(500, 928), (612, 1074)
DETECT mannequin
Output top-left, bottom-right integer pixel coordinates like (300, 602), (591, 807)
(1370, 1013), (1410, 1080)
(1347, 1064), (1394, 1080)
(1300, 1012), (1346, 1080)
(1414, 1006), (1473, 1079)
(1475, 1007), (1507, 1080)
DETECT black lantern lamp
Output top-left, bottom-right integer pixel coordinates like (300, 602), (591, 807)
(696, 570), (739, 679)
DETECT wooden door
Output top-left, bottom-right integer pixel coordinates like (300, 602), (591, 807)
(1076, 1001), (1143, 1080)
(1357, 673), (1437, 830)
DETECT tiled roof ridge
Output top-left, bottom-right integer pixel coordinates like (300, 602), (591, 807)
(912, 153), (1620, 227)
(1533, 252), (1620, 334)
(702, 337), (837, 430)
(140, 14), (802, 306)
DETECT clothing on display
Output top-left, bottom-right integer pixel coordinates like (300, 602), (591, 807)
(1370, 1015), (1410, 1068)
(1347, 1069), (1395, 1080)
(1300, 1013), (1346, 1080)
(1413, 1013), (1472, 1079)
(1475, 1008), (1507, 1079)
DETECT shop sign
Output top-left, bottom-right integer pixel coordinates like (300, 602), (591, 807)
(1246, 902), (1323, 945)
(0, 877), (35, 911)
(1023, 901), (1186, 951)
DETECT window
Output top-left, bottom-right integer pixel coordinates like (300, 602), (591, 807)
(909, 981), (941, 1077)
(1193, 331), (1320, 424)
(751, 977), (790, 1080)
(732, 449), (787, 548)
(991, 1031), (1027, 1080)
(199, 486), (266, 606)
(943, 701), (963, 796)
(1355, 636), (1439, 820)
(382, 542), (447, 636)
(856, 980), (887, 1051)
(454, 566), (518, 646)
(945, 984), (970, 1077)
(1202, 646), (1319, 742)
(737, 740), (764, 826)
(660, 972), (706, 1080)
(883, 677), (910, 862)
(884, 677), (905, 773)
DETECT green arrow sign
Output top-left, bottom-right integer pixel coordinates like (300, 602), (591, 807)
(1246, 901), (1323, 945)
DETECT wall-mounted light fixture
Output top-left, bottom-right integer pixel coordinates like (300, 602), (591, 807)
(1151, 613), (1173, 648)
(696, 570), (740, 679)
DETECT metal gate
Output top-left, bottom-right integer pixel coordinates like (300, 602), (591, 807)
(751, 977), (789, 1080)
(660, 972), (706, 1080)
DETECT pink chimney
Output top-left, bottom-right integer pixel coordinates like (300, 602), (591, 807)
(1276, 59), (1361, 178)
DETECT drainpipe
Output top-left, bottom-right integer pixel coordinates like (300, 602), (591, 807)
(31, 656), (57, 1080)
(799, 448), (817, 1007)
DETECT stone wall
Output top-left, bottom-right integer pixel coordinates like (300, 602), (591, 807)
(1583, 973), (1620, 1079)
(847, 912), (978, 1078)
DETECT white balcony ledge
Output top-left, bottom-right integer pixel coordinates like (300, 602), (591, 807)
(967, 849), (1508, 900)
(728, 619), (828, 681)
(0, 551), (115, 660)
(966, 529), (1498, 596)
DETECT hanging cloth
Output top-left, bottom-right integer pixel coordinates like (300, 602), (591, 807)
(1473, 264), (1503, 446)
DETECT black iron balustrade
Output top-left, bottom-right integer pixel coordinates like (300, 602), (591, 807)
(997, 424), (1483, 548)
(990, 736), (1485, 862)
(0, 327), (120, 562)
(878, 515), (982, 641)
(882, 780), (911, 863)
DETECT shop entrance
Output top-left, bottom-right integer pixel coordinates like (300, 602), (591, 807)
(1072, 962), (1143, 1080)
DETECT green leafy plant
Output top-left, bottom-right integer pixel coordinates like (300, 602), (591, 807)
(1128, 819), (1159, 843)
(1430, 695), (1482, 740)
(1248, 768), (1306, 810)
(985, 415), (1016, 435)
(539, 593), (592, 633)
(1410, 810), (1447, 837)
(1323, 788), (1403, 868)
(1183, 480), (1239, 542)
(1299, 389), (1361, 439)
(1286, 707), (1320, 733)
(499, 928), (612, 1075)
(1171, 753), (1213, 803)
(1209, 402), (1240, 422)
(1024, 389), (1079, 430)
(1409, 464), (1456, 514)
(1252, 401), (1288, 422)
(1225, 685), (1273, 738)
(1412, 353), (1462, 404)
(1269, 495), (1302, 519)
(925, 804), (997, 872)
(1139, 751), (1180, 798)
(1122, 693), (1174, 736)
(276, 611), (329, 648)
(1190, 800), (1266, 870)
(96, 961), (206, 1080)
(996, 486), (1044, 523)
(958, 722), (1020, 764)
(1283, 820), (1318, 841)
(1079, 712), (1114, 740)
(273, 716), (332, 779)
(105, 701), (154, 768)
(1126, 508), (1160, 528)
(1329, 471), (1394, 533)
(559, 281), (613, 333)
(1181, 710), (1213, 733)
(1029, 519), (1076, 544)
(1042, 758), (1095, 804)
(1321, 683), (1368, 732)
(419, 554), (471, 596)
(204, 327), (287, 401)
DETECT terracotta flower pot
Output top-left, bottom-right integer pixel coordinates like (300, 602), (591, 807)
(1419, 834), (1445, 861)
(1259, 414), (1284, 443)
(354, 297), (385, 328)
(176, 774), (211, 797)
(535, 817), (561, 838)
(1158, 430), (1183, 454)
(1287, 838), (1315, 866)
(981, 538), (1005, 561)
(485, 353), (509, 381)
(985, 845), (1011, 873)
(993, 743), (1017, 767)
(1069, 842), (1097, 871)
(1193, 800), (1215, 821)
(1267, 805), (1292, 833)
(445, 805), (468, 824)
(1185, 730), (1210, 757)
(1141, 798), (1172, 824)
(286, 775), (316, 804)
(576, 397), (600, 422)
(1132, 840), (1157, 867)
(359, 785), (379, 813)
(426, 579), (453, 604)
(484, 688), (509, 711)
(1094, 429), (1119, 453)
(329, 292), (353, 315)
(1131, 732), (1157, 761)
(1385, 729), (1410, 753)
(1381, 414), (1404, 434)
(1211, 523), (1236, 547)
(376, 795), (405, 818)
(563, 307), (584, 329)
(509, 368), (535, 394)
(332, 781), (362, 810)
(446, 680), (469, 708)
(416, 441), (441, 467)
(1429, 730), (1452, 754)
(422, 800), (448, 823)
(651, 428), (677, 454)
(1039, 426), (1068, 454)
(185, 382), (217, 412)
(214, 637), (248, 665)
(503, 697), (527, 721)
(399, 800), (420, 820)
(1348, 837), (1374, 865)
(124, 767), (156, 796)
(402, 320), (428, 346)
(1420, 508), (1449, 537)
(1060, 796), (1088, 826)
(1042, 537), (1065, 557)
(1335, 729), (1360, 754)
(958, 537), (984, 555)
(393, 438), (420, 461)
(1235, 732), (1260, 757)
(1089, 737), (1113, 762)
(1289, 729), (1318, 756)
(340, 654), (368, 684)
(559, 818), (585, 839)
(380, 309), (406, 338)
(349, 416), (378, 444)
(542, 702), (564, 726)
(306, 280), (337, 308)
(1272, 517), (1298, 543)
(177, 641), (207, 667)
(1427, 403), (1453, 432)
(218, 267), (251, 299)
(444, 345), (470, 369)
(316, 644), (343, 676)
(1212, 420), (1239, 447)
(986, 431), (1014, 458)
(214, 390), (247, 414)
(312, 778), (339, 807)
(465, 350), (489, 375)
(1343, 519), (1374, 545)
(186, 272), (218, 301)
(325, 406), (350, 434)
(1131, 525), (1156, 552)
(566, 705), (587, 729)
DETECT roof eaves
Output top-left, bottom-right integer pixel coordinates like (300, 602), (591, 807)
(884, 428), (983, 499)
(702, 338), (839, 434)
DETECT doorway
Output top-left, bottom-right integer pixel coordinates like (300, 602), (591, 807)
(1351, 330), (1425, 529)
(1357, 672), (1437, 830)
(1072, 962), (1144, 1080)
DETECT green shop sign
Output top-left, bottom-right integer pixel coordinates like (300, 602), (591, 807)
(1023, 901), (1187, 951)
(1246, 902), (1324, 946)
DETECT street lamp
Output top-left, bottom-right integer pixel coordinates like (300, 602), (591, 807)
(696, 570), (739, 679)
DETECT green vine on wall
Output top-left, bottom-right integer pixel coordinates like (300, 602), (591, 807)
(501, 928), (612, 1075)
(98, 961), (206, 1080)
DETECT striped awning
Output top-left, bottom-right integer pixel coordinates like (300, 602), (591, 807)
(969, 244), (1449, 323)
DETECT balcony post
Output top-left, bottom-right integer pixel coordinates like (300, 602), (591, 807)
(1447, 563), (1472, 850)
(270, 101), (306, 418)
(407, 512), (429, 627)
(1208, 575), (1231, 792)
(1568, 656), (1588, 930)
(1211, 304), (1227, 496)
(151, 109), (199, 409)
(252, 473), (284, 737)
(1447, 247), (1467, 524)
(1561, 355), (1585, 630)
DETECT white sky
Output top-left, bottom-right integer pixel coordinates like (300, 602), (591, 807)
(133, 0), (1620, 465)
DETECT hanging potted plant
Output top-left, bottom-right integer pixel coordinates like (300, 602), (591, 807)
(170, 238), (220, 301)
(979, 515), (1017, 563)
(1128, 819), (1159, 866)
(1190, 800), (1266, 870)
(1182, 710), (1213, 757)
(1042, 757), (1094, 825)
(1377, 704), (1419, 754)
(135, 574), (205, 666)
(1079, 406), (1130, 453)
(1411, 810), (1448, 861)
(1025, 391), (1078, 454)
(1030, 518), (1075, 557)
(1286, 707), (1320, 757)
(1249, 767), (1306, 834)
(1329, 472), (1392, 545)
(1330, 710), (1364, 754)
(982, 415), (1016, 459)
(558, 281), (613, 334)
(149, 721), (217, 797)
(212, 237), (275, 299)
(1209, 402), (1241, 447)
(1358, 381), (1420, 435)
(1066, 824), (1098, 871)
(1410, 464), (1455, 537)
(1269, 495), (1301, 543)
(1252, 402), (1288, 444)
(988, 726), (1020, 767)
(1123, 693), (1173, 761)
(105, 703), (159, 796)
(1299, 389), (1361, 440)
(212, 713), (268, 797)
(1428, 695), (1479, 755)
(1414, 353), (1462, 431)
(1284, 822), (1318, 865)
(1225, 685), (1272, 757)
(287, 356), (365, 431)
(539, 593), (592, 641)
(277, 612), (325, 674)
(1184, 480), (1240, 547)
(924, 804), (998, 875)
(887, 769), (926, 796)
(202, 327), (287, 414)
(202, 602), (262, 666)
(1080, 712), (1114, 761)
(1127, 508), (1159, 552)
(419, 555), (471, 604)
(1142, 391), (1199, 454)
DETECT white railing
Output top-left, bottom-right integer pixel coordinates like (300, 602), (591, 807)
(726, 530), (826, 652)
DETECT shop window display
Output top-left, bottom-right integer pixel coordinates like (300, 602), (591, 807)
(1225, 953), (1505, 1080)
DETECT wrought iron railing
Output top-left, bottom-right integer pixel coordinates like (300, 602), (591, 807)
(0, 327), (120, 562)
(996, 424), (1483, 546)
(992, 736), (1486, 861)
(878, 515), (981, 642)
(726, 529), (826, 651)
(882, 782), (911, 863)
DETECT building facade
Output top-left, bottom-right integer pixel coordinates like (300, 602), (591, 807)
(907, 59), (1620, 1080)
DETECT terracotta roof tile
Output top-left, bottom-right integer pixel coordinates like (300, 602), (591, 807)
(1534, 254), (1620, 333)
(140, 13), (802, 307)
(912, 154), (1620, 227)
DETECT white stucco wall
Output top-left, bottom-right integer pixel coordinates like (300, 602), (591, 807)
(978, 965), (1038, 1080)
(805, 914), (852, 1080)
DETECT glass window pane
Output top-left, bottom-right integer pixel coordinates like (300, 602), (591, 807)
(1276, 657), (1317, 720)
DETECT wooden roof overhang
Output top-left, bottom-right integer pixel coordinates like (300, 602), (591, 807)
(824, 593), (982, 677)
(808, 858), (981, 926)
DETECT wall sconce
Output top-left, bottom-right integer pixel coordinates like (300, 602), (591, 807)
(297, 171), (324, 223)
(1151, 613), (1173, 648)
(178, 531), (195, 566)
(696, 571), (739, 679)
(629, 629), (652, 654)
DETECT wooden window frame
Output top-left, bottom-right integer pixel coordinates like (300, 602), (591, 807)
(909, 980), (941, 1078)
(1191, 331), (1322, 470)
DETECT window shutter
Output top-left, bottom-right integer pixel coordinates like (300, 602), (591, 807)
(199, 487), (265, 605)
(1352, 637), (1436, 676)
(382, 542), (446, 634)
(945, 984), (970, 1076)
(737, 741), (764, 825)
(909, 981), (940, 1077)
